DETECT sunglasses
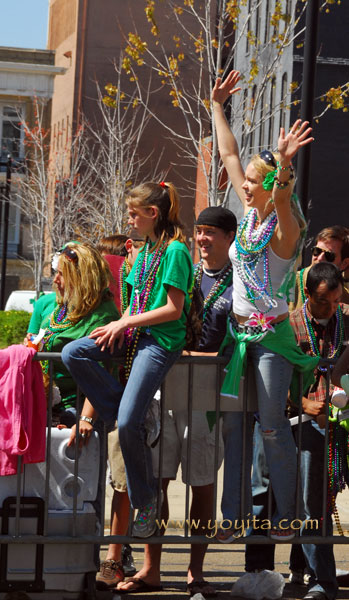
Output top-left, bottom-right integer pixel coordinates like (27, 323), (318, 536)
(60, 246), (79, 263)
(311, 246), (336, 263)
(259, 150), (277, 169)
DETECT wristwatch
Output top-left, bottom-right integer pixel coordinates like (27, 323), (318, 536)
(79, 415), (93, 425)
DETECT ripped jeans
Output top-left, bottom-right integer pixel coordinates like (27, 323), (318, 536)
(221, 342), (296, 529)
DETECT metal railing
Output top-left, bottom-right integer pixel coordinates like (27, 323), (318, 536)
(0, 353), (348, 595)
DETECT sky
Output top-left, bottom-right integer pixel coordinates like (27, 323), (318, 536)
(0, 0), (49, 50)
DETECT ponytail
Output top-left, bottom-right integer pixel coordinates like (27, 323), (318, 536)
(126, 181), (186, 249)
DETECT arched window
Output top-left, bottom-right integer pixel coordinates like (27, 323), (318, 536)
(259, 88), (266, 150)
(279, 72), (288, 131)
(268, 76), (276, 147)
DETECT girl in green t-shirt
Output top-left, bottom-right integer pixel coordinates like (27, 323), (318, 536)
(62, 182), (193, 538)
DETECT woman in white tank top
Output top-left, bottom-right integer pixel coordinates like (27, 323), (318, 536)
(212, 70), (316, 542)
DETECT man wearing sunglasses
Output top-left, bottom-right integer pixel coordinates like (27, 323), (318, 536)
(290, 226), (349, 310)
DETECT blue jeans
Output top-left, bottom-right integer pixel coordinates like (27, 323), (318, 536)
(245, 422), (307, 573)
(61, 334), (180, 508)
(299, 421), (338, 600)
(222, 342), (296, 528)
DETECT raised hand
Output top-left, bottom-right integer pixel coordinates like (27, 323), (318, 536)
(278, 119), (314, 163)
(212, 70), (242, 106)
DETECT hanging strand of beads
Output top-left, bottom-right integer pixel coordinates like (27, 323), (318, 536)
(194, 261), (232, 320)
(234, 208), (278, 312)
(124, 240), (167, 379)
(302, 300), (344, 371)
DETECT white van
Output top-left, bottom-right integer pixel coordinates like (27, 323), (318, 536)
(4, 290), (52, 313)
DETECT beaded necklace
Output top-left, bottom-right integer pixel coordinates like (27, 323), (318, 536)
(327, 418), (349, 524)
(301, 299), (344, 372)
(119, 258), (131, 315)
(299, 267), (307, 304)
(124, 240), (167, 379)
(235, 208), (278, 312)
(194, 261), (232, 320)
(42, 303), (73, 374)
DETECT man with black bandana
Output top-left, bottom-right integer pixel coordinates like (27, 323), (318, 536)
(117, 206), (237, 597)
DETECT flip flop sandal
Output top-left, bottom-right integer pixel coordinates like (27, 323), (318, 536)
(187, 580), (217, 598)
(116, 577), (163, 594)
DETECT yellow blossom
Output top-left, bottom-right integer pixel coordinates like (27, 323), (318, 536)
(105, 84), (118, 96)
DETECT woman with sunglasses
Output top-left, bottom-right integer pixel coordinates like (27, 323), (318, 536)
(42, 242), (119, 427)
(212, 70), (318, 541)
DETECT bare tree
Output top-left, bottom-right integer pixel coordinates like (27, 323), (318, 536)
(107, 0), (344, 208)
(14, 97), (50, 295)
(48, 121), (98, 249)
(85, 63), (165, 236)
(15, 99), (95, 293)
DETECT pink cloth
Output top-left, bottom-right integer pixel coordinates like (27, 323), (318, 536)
(0, 345), (46, 475)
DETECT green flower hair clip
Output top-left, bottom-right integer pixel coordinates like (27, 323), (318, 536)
(262, 169), (277, 191)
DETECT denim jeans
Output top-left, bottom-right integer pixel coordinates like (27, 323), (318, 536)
(61, 334), (180, 508)
(299, 420), (338, 600)
(221, 342), (296, 529)
(245, 423), (307, 573)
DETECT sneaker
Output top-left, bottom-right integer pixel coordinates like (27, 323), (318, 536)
(121, 544), (136, 576)
(96, 559), (124, 590)
(270, 527), (295, 541)
(288, 570), (305, 585)
(216, 527), (241, 543)
(132, 492), (162, 538)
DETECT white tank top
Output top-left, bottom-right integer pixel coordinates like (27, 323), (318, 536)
(229, 241), (292, 318)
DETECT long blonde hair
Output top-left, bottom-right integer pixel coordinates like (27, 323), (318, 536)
(126, 181), (186, 250)
(55, 242), (112, 322)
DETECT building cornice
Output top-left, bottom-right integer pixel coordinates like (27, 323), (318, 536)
(0, 61), (66, 76)
(0, 61), (66, 98)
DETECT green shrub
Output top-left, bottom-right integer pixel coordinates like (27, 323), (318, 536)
(0, 310), (31, 349)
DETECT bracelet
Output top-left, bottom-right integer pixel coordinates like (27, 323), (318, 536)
(80, 415), (93, 425)
(274, 176), (290, 189)
(276, 162), (295, 181)
(276, 161), (293, 171)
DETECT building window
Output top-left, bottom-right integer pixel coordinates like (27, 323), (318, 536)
(0, 190), (21, 256)
(268, 76), (276, 148)
(255, 1), (261, 43)
(249, 85), (257, 157)
(279, 72), (288, 131)
(284, 0), (291, 32)
(0, 105), (24, 160)
(241, 89), (249, 151)
(264, 0), (270, 44)
(0, 105), (24, 256)
(258, 89), (266, 151)
(246, 0), (252, 53)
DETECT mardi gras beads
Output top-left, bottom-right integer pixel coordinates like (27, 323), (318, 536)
(302, 300), (344, 371)
(194, 261), (232, 319)
(120, 258), (131, 315)
(124, 241), (167, 379)
(235, 209), (278, 311)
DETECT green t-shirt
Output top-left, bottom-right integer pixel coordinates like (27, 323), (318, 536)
(127, 240), (193, 352)
(42, 295), (119, 408)
(28, 292), (57, 334)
